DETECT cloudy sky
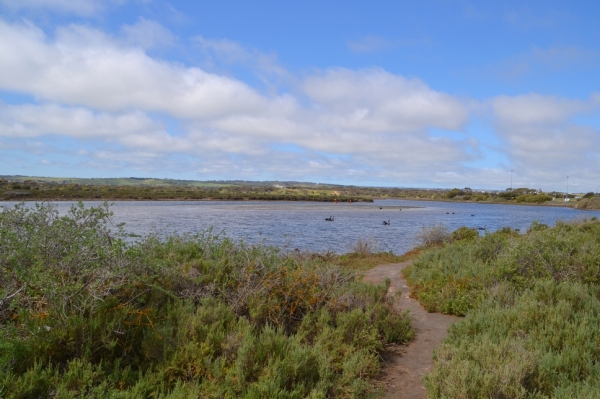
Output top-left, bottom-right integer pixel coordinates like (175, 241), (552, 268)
(1, 0), (599, 191)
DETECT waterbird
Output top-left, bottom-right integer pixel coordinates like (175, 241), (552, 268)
(478, 225), (487, 231)
(325, 216), (334, 221)
(382, 220), (390, 225)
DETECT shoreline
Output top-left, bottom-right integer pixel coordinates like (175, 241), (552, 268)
(3, 196), (597, 211)
(374, 196), (578, 209)
(0, 197), (373, 203)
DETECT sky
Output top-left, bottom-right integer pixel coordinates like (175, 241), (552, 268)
(0, 0), (599, 192)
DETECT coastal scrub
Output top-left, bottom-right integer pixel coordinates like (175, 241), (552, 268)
(0, 202), (412, 398)
(405, 219), (600, 397)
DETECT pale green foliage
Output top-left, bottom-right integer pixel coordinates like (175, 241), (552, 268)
(406, 219), (600, 397)
(414, 224), (450, 248)
(0, 202), (413, 397)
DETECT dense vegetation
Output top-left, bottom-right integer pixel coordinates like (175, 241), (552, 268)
(0, 178), (373, 202)
(405, 218), (600, 398)
(0, 202), (413, 398)
(576, 196), (600, 210)
(3, 177), (598, 208)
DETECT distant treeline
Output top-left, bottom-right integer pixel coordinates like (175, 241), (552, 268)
(0, 179), (373, 202)
(2, 177), (598, 207)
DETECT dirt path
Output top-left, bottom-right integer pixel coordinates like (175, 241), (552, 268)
(362, 261), (458, 399)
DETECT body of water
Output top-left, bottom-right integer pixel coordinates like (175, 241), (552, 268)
(4, 199), (600, 254)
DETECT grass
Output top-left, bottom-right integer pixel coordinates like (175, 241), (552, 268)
(0, 202), (413, 398)
(404, 218), (600, 397)
(333, 252), (404, 271)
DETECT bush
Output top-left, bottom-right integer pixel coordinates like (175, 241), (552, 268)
(415, 224), (450, 248)
(426, 280), (600, 398)
(446, 188), (463, 199)
(0, 202), (413, 397)
(450, 226), (479, 242)
(406, 218), (600, 396)
(515, 194), (552, 203)
(576, 197), (600, 210)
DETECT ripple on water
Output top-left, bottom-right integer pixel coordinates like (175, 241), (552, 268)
(3, 200), (599, 254)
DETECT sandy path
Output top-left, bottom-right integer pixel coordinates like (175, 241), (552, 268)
(362, 261), (458, 399)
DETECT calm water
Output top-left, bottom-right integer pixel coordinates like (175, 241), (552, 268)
(4, 199), (600, 254)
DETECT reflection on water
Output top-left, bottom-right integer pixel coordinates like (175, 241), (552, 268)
(4, 200), (600, 254)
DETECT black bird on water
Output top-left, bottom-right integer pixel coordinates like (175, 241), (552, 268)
(382, 220), (390, 225)
(478, 225), (487, 231)
(325, 216), (334, 221)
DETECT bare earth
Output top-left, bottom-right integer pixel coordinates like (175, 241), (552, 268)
(362, 261), (458, 399)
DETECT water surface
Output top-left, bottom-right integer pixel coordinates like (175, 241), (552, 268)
(4, 200), (599, 254)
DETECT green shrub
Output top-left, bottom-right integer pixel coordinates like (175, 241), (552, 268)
(414, 224), (450, 248)
(406, 218), (600, 397)
(450, 226), (479, 242)
(0, 202), (413, 397)
(515, 194), (552, 203)
(425, 280), (600, 398)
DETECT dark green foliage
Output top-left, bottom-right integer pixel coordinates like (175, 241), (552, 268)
(0, 202), (412, 397)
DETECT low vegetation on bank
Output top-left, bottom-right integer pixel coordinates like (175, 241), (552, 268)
(0, 202), (413, 398)
(4, 176), (599, 209)
(0, 178), (373, 203)
(405, 218), (600, 398)
(576, 196), (600, 210)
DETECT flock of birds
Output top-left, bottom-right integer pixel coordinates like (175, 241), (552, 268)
(325, 209), (488, 230)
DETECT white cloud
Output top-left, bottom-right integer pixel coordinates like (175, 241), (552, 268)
(492, 94), (588, 126)
(121, 18), (175, 49)
(0, 102), (193, 154)
(0, 103), (154, 139)
(303, 68), (470, 133)
(0, 20), (269, 119)
(0, 19), (485, 186)
(491, 93), (600, 187)
(194, 36), (289, 79)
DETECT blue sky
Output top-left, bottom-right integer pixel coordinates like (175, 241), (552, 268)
(1, 0), (599, 192)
